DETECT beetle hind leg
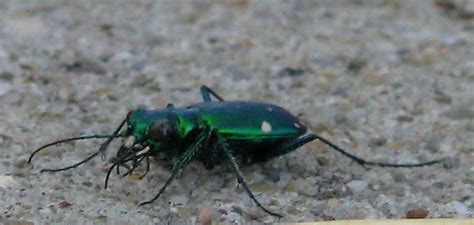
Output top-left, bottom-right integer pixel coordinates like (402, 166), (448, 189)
(200, 85), (225, 102)
(310, 134), (446, 168)
(272, 133), (445, 169)
(261, 134), (317, 161)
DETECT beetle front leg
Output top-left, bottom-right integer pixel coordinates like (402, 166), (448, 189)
(139, 131), (210, 205)
(140, 156), (151, 179)
(98, 114), (128, 159)
(200, 85), (225, 102)
(105, 147), (140, 189)
(216, 134), (283, 218)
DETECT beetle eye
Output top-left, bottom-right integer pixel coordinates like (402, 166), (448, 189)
(148, 120), (172, 140)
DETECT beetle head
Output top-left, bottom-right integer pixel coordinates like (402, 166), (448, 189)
(125, 108), (179, 145)
(147, 119), (175, 140)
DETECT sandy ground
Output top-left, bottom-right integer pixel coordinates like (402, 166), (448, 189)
(0, 1), (473, 224)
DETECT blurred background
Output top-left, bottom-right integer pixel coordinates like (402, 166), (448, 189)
(0, 0), (472, 224)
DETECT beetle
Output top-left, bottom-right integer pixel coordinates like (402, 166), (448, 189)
(28, 85), (445, 217)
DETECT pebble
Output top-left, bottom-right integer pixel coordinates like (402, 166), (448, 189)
(0, 176), (18, 189)
(0, 46), (7, 60)
(295, 177), (319, 197)
(405, 208), (429, 219)
(196, 207), (213, 225)
(1, 220), (34, 225)
(0, 82), (12, 96)
(5, 18), (49, 39)
(368, 136), (387, 148)
(170, 195), (189, 205)
(346, 180), (369, 194)
(447, 201), (470, 217)
(58, 201), (72, 209)
(442, 105), (474, 120)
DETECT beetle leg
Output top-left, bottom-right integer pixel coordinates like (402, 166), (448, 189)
(99, 114), (128, 160)
(259, 134), (319, 162)
(116, 146), (150, 177)
(200, 85), (225, 102)
(115, 145), (133, 175)
(105, 148), (140, 189)
(139, 130), (210, 205)
(217, 134), (283, 218)
(310, 134), (446, 168)
(139, 156), (151, 179)
(122, 155), (146, 177)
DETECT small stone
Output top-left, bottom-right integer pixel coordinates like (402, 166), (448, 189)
(0, 176), (18, 189)
(218, 208), (228, 215)
(262, 168), (281, 183)
(81, 181), (93, 187)
(406, 208), (429, 219)
(423, 133), (441, 153)
(58, 201), (72, 209)
(397, 115), (414, 123)
(278, 67), (305, 77)
(6, 18), (49, 38)
(232, 205), (244, 215)
(197, 207), (213, 225)
(316, 156), (331, 166)
(169, 195), (189, 205)
(346, 180), (369, 194)
(321, 214), (336, 221)
(251, 182), (279, 193)
(442, 157), (460, 169)
(327, 198), (339, 208)
(448, 201), (470, 217)
(0, 72), (15, 81)
(0, 134), (13, 145)
(435, 94), (452, 104)
(0, 82), (12, 96)
(406, 47), (439, 65)
(13, 157), (28, 168)
(0, 47), (7, 60)
(296, 177), (318, 196)
(347, 57), (367, 72)
(368, 137), (387, 148)
(170, 207), (178, 214)
(246, 211), (261, 221)
(370, 182), (381, 191)
(11, 144), (23, 154)
(442, 106), (474, 120)
(2, 220), (34, 225)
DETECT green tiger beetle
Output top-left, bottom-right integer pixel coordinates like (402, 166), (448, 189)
(28, 85), (445, 217)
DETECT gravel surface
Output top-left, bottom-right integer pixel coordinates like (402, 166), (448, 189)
(0, 1), (473, 224)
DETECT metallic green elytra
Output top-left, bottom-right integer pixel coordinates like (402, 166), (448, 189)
(28, 85), (446, 218)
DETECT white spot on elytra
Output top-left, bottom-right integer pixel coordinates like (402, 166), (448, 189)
(267, 107), (273, 112)
(261, 121), (272, 133)
(294, 123), (301, 128)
